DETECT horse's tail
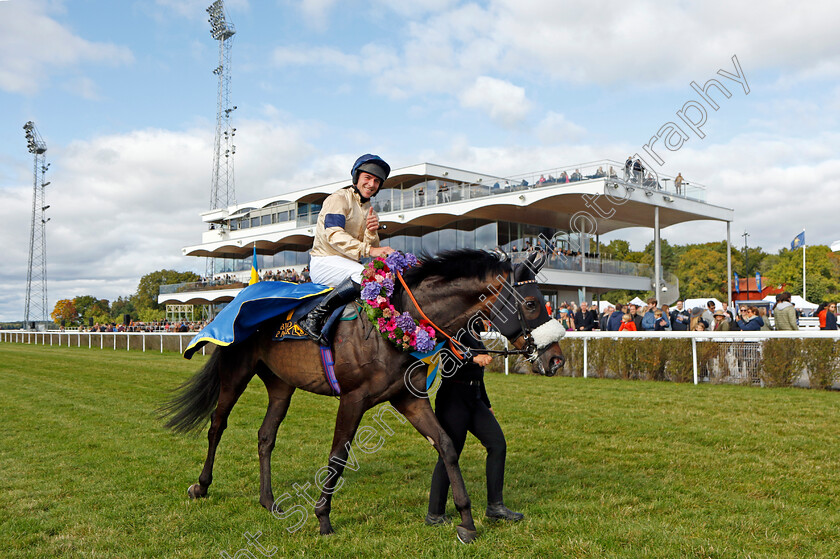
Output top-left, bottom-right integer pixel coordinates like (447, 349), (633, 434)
(158, 348), (223, 434)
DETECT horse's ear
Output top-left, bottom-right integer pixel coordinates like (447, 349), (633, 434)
(532, 248), (547, 272)
(525, 249), (547, 272)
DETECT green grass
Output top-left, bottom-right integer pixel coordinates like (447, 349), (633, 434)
(1, 343), (839, 558)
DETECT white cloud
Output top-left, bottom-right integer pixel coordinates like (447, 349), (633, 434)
(0, 119), (322, 321)
(297, 0), (339, 30)
(0, 1), (133, 95)
(459, 76), (532, 126)
(536, 111), (586, 143)
(153, 0), (249, 21)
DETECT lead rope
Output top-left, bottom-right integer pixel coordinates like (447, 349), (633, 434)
(395, 272), (465, 359)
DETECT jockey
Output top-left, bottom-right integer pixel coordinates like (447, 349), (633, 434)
(298, 154), (395, 345)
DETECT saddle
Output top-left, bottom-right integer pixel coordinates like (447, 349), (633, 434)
(272, 297), (358, 345)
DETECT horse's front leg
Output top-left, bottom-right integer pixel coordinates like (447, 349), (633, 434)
(314, 394), (368, 535)
(391, 394), (477, 544)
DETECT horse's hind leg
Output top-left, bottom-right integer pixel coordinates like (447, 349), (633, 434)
(255, 365), (295, 511)
(391, 395), (477, 544)
(189, 354), (255, 500)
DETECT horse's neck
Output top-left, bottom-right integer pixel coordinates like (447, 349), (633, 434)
(406, 275), (499, 334)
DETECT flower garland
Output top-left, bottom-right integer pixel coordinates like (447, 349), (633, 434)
(361, 251), (437, 352)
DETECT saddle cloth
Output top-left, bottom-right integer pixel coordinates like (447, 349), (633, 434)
(183, 281), (332, 359)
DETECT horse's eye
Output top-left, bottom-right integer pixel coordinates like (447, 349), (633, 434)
(524, 301), (537, 311)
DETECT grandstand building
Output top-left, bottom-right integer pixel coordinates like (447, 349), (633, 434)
(159, 160), (735, 313)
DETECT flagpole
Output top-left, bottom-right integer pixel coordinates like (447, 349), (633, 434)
(802, 228), (806, 300)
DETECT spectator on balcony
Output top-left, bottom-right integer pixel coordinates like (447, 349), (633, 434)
(609, 166), (617, 178)
(538, 175), (546, 184)
(773, 292), (798, 330)
(594, 166), (606, 178)
(575, 301), (597, 331)
(570, 169), (582, 182)
(438, 182), (450, 203)
(619, 313), (637, 331)
(674, 173), (684, 195)
(624, 157), (633, 180)
(633, 158), (644, 183)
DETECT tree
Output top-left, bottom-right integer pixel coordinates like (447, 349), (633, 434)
(642, 238), (678, 271)
(763, 245), (840, 303)
(74, 295), (110, 322)
(51, 299), (79, 325)
(110, 296), (136, 321)
(674, 246), (730, 300)
(132, 269), (201, 311)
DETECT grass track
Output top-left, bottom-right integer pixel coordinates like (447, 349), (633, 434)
(1, 342), (839, 558)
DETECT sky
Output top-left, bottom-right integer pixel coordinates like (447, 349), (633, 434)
(1, 0), (839, 321)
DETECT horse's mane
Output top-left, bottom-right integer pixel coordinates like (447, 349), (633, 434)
(399, 249), (511, 289)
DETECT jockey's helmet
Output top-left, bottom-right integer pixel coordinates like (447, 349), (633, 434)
(351, 154), (390, 192)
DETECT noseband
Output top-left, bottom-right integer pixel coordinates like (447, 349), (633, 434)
(395, 270), (556, 363)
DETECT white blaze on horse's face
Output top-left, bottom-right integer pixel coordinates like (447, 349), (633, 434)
(530, 318), (565, 349)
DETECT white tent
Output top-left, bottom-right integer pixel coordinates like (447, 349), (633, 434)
(628, 296), (646, 306)
(762, 295), (818, 309)
(595, 300), (614, 312)
(683, 297), (723, 311)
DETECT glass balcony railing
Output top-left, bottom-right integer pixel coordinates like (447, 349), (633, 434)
(371, 159), (706, 217)
(511, 251), (653, 278)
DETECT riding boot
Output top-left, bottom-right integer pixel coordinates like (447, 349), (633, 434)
(298, 278), (360, 346)
(485, 502), (524, 522)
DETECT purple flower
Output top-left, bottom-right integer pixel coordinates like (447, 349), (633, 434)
(384, 251), (406, 273)
(414, 328), (435, 352)
(361, 281), (382, 301)
(404, 252), (418, 267)
(381, 277), (395, 297)
(395, 311), (416, 332)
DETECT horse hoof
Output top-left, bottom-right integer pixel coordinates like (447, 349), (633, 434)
(187, 483), (206, 499)
(319, 527), (335, 536)
(456, 526), (477, 544)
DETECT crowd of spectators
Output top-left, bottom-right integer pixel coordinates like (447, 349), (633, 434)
(549, 291), (838, 332)
(77, 320), (208, 333)
(198, 267), (312, 286)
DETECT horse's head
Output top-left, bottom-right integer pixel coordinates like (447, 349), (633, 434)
(487, 249), (565, 376)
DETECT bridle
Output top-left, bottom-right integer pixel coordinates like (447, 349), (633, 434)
(395, 269), (548, 363)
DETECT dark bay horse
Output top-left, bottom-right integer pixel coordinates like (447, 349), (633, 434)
(160, 249), (565, 543)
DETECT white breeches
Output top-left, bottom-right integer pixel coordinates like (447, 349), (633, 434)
(309, 255), (364, 286)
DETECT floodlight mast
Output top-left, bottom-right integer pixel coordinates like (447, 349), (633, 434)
(206, 0), (237, 281)
(23, 121), (49, 329)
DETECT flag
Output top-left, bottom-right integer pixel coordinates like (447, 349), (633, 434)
(249, 245), (259, 285)
(755, 272), (762, 293)
(791, 231), (805, 250)
(734, 272), (740, 293)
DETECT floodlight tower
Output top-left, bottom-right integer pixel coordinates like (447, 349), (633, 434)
(206, 0), (237, 280)
(23, 121), (50, 329)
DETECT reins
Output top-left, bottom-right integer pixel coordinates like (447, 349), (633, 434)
(395, 271), (532, 360)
